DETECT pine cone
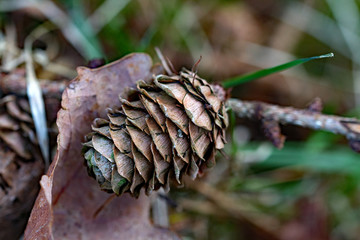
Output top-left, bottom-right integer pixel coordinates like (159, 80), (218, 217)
(0, 95), (44, 240)
(83, 69), (229, 197)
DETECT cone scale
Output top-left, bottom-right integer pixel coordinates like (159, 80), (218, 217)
(0, 94), (44, 240)
(83, 69), (228, 197)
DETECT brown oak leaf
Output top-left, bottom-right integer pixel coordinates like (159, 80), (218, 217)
(24, 53), (179, 240)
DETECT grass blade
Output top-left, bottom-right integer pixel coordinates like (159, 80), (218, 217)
(25, 26), (50, 169)
(222, 53), (334, 88)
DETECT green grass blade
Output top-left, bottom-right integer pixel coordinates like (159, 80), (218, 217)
(64, 0), (104, 60)
(222, 53), (334, 88)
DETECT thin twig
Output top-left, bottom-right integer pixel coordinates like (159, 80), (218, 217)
(227, 98), (360, 150)
(155, 47), (172, 75)
(179, 198), (280, 240)
(0, 70), (67, 99)
(185, 179), (280, 239)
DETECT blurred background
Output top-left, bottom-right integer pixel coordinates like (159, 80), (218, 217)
(1, 0), (360, 239)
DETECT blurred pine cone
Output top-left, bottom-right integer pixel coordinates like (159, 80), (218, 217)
(83, 69), (229, 197)
(0, 94), (44, 240)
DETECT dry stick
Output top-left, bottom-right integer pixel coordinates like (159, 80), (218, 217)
(0, 72), (67, 99)
(4, 72), (360, 146)
(5, 72), (360, 144)
(227, 98), (360, 150)
(179, 199), (280, 240)
(185, 179), (280, 239)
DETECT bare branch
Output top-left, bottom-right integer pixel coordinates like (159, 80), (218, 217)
(0, 70), (67, 99)
(227, 98), (360, 151)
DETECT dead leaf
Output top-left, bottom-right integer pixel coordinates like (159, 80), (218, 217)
(24, 53), (179, 240)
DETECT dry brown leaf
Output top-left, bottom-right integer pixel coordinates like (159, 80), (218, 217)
(24, 53), (179, 240)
